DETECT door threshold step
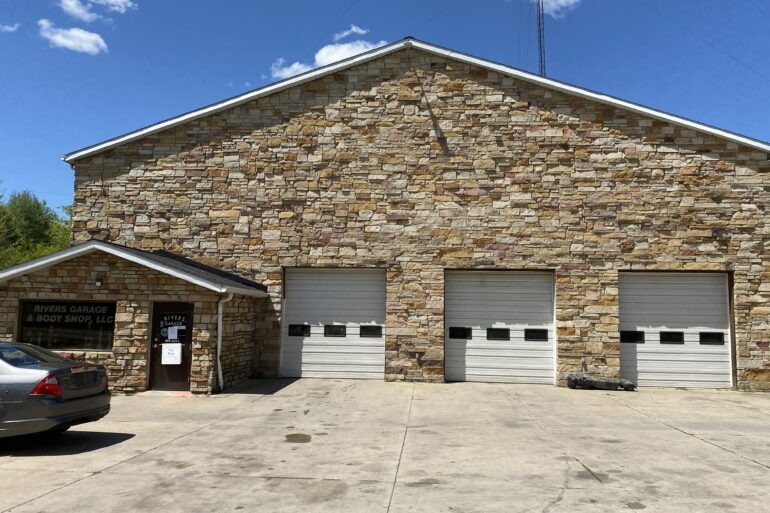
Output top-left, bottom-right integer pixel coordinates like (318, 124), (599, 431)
(139, 390), (194, 397)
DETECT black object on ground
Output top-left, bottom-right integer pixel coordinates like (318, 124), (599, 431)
(567, 373), (636, 392)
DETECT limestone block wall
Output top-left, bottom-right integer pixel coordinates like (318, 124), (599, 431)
(68, 48), (770, 388)
(0, 253), (224, 393)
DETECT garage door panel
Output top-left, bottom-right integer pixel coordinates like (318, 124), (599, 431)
(286, 342), (385, 353)
(300, 356), (384, 366)
(456, 371), (555, 384)
(621, 353), (731, 367)
(446, 337), (554, 351)
(280, 269), (385, 380)
(620, 319), (727, 329)
(445, 271), (555, 384)
(446, 302), (553, 311)
(618, 377), (732, 388)
(298, 369), (385, 379)
(447, 356), (553, 368)
(624, 351), (730, 362)
(284, 315), (384, 325)
(619, 273), (731, 388)
(621, 312), (727, 325)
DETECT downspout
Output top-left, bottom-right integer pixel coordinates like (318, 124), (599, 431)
(216, 293), (234, 392)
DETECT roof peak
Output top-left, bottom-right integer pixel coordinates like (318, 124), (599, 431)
(63, 37), (770, 162)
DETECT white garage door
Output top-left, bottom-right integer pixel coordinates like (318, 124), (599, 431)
(280, 269), (385, 379)
(445, 271), (555, 384)
(619, 273), (732, 388)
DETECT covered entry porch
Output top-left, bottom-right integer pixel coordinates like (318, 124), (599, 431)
(0, 240), (267, 393)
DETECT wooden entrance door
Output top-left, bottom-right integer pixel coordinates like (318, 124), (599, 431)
(149, 302), (194, 391)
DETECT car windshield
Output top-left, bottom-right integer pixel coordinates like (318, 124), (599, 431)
(0, 344), (72, 367)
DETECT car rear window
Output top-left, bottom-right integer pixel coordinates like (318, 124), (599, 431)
(0, 345), (71, 367)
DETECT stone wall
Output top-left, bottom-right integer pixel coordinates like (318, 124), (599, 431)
(69, 48), (770, 388)
(220, 294), (261, 389)
(0, 253), (234, 393)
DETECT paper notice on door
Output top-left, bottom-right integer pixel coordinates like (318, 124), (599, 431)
(161, 343), (182, 365)
(167, 326), (179, 341)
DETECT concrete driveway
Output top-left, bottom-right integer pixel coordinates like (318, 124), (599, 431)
(1, 379), (769, 513)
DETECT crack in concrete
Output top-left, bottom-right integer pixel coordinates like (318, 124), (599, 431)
(575, 457), (604, 484)
(386, 383), (415, 513)
(540, 458), (570, 513)
(505, 390), (584, 513)
(607, 395), (770, 471)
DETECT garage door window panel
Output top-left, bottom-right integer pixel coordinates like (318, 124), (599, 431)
(699, 332), (725, 345)
(324, 325), (347, 337)
(449, 327), (473, 340)
(486, 328), (510, 341)
(359, 325), (382, 338)
(288, 324), (311, 337)
(660, 331), (684, 344)
(621, 331), (645, 344)
(524, 329), (548, 342)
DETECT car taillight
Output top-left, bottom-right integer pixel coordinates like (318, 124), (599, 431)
(31, 374), (62, 398)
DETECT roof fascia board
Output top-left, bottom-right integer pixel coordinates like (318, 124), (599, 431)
(63, 38), (770, 163)
(0, 241), (267, 296)
(409, 40), (770, 153)
(224, 287), (269, 298)
(94, 245), (227, 293)
(0, 242), (99, 282)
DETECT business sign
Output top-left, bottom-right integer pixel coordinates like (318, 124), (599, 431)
(22, 301), (116, 328)
(20, 301), (117, 351)
(159, 313), (188, 343)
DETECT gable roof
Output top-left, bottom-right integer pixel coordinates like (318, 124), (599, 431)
(63, 37), (770, 163)
(0, 240), (268, 297)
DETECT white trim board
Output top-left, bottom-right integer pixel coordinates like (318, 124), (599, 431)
(63, 38), (770, 163)
(0, 240), (268, 297)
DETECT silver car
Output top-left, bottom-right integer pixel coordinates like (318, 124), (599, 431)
(0, 342), (110, 438)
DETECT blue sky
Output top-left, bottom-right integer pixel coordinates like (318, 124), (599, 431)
(1, 0), (769, 213)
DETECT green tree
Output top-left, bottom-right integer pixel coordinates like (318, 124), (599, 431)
(0, 191), (71, 268)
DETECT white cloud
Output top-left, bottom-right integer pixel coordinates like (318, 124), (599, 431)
(59, 0), (137, 22)
(270, 58), (313, 79)
(90, 0), (137, 14)
(271, 39), (387, 79)
(38, 19), (108, 55)
(535, 0), (582, 18)
(0, 23), (19, 33)
(333, 24), (368, 42)
(314, 40), (386, 66)
(59, 0), (99, 22)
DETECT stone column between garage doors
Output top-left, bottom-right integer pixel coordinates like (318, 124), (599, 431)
(554, 268), (621, 383)
(385, 265), (445, 382)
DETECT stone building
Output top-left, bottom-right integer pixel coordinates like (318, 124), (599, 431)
(1, 38), (769, 393)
